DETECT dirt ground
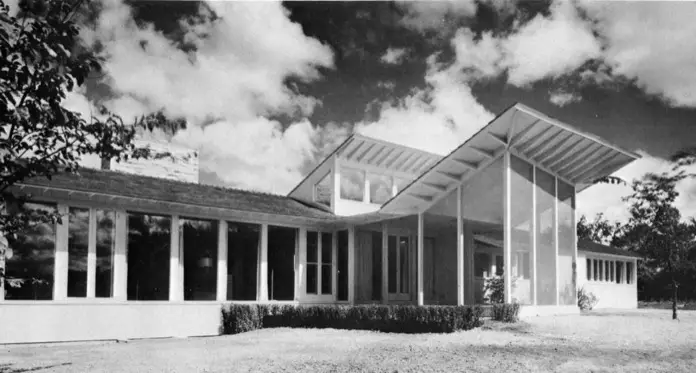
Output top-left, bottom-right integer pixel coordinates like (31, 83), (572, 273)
(1, 308), (695, 373)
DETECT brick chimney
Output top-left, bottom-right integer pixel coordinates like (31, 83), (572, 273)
(110, 140), (199, 183)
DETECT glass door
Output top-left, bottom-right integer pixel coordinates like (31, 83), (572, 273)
(387, 235), (411, 301)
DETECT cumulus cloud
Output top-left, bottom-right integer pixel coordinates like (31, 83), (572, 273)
(380, 47), (408, 64)
(80, 0), (334, 193)
(579, 1), (696, 107)
(397, 0), (478, 32)
(549, 90), (581, 107)
(578, 151), (696, 223)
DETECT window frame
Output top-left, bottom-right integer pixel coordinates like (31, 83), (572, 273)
(304, 230), (336, 300)
(387, 233), (412, 301)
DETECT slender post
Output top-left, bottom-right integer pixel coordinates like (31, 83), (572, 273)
(417, 212), (424, 306)
(113, 210), (128, 300)
(54, 204), (69, 301)
(169, 215), (182, 301)
(258, 224), (269, 301)
(503, 152), (512, 303)
(572, 185), (578, 301)
(456, 186), (464, 306)
(531, 165), (537, 305)
(348, 226), (356, 304)
(216, 220), (228, 301)
(86, 208), (97, 298)
(554, 176), (560, 306)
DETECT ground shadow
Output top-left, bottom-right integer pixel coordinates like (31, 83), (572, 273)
(0, 362), (72, 372)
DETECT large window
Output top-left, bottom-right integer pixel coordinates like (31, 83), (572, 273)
(267, 226), (297, 301)
(535, 167), (557, 305)
(368, 173), (392, 204)
(95, 210), (116, 298)
(474, 252), (491, 278)
(181, 218), (218, 301)
(586, 258), (592, 280)
(306, 231), (319, 294)
(557, 180), (576, 305)
(337, 230), (349, 301)
(626, 261), (633, 284)
(340, 168), (365, 201)
(127, 213), (171, 301)
(616, 261), (624, 284)
(321, 232), (333, 294)
(314, 171), (332, 206)
(387, 235), (410, 295)
(67, 207), (89, 298)
(4, 203), (56, 300)
(509, 155), (533, 304)
(305, 231), (333, 296)
(227, 222), (260, 301)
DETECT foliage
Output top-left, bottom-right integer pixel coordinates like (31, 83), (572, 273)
(483, 275), (504, 304)
(577, 287), (598, 311)
(220, 304), (484, 335)
(577, 213), (624, 246)
(491, 303), (520, 323)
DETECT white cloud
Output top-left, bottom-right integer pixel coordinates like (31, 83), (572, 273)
(549, 90), (581, 107)
(578, 151), (696, 223)
(380, 47), (408, 65)
(579, 1), (696, 107)
(81, 0), (334, 193)
(398, 0), (478, 32)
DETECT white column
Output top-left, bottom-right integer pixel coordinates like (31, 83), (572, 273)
(113, 210), (128, 301)
(169, 215), (182, 301)
(381, 222), (388, 304)
(54, 204), (69, 301)
(297, 228), (307, 301)
(417, 212), (424, 306)
(216, 220), (228, 301)
(332, 231), (338, 301)
(258, 224), (269, 301)
(503, 152), (512, 304)
(554, 176), (560, 306)
(531, 165), (537, 305)
(456, 186), (464, 306)
(572, 185), (578, 296)
(348, 225), (356, 304)
(86, 208), (97, 298)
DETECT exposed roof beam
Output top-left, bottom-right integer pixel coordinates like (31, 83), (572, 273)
(355, 143), (377, 163)
(470, 146), (496, 159)
(572, 154), (622, 184)
(537, 137), (583, 166)
(529, 132), (574, 160)
(374, 147), (396, 167)
(515, 125), (554, 153)
(488, 132), (508, 146)
(366, 145), (387, 165)
(436, 171), (463, 183)
(408, 193), (433, 202)
(393, 152), (417, 172)
(508, 119), (541, 148)
(409, 157), (431, 174)
(561, 148), (614, 178)
(523, 130), (565, 159)
(548, 141), (597, 171)
(420, 182), (448, 193)
(344, 141), (365, 160)
(384, 150), (405, 168)
(452, 158), (478, 170)
(567, 150), (619, 181)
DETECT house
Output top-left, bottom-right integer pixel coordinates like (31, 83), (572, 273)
(0, 103), (641, 344)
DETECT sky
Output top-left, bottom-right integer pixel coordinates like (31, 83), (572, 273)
(8, 0), (696, 223)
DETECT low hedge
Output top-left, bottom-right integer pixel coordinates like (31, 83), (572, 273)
(491, 303), (520, 323)
(221, 304), (483, 334)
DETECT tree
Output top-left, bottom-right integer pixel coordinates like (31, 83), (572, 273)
(620, 171), (696, 320)
(577, 213), (623, 246)
(0, 0), (184, 286)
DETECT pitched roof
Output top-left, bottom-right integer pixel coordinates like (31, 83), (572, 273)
(20, 168), (336, 221)
(579, 239), (642, 258)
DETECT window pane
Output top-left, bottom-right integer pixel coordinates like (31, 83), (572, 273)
(340, 168), (364, 201)
(127, 213), (170, 301)
(321, 264), (332, 294)
(267, 226), (297, 301)
(593, 260), (598, 281)
(510, 155), (533, 304)
(306, 263), (317, 294)
(5, 203), (56, 300)
(314, 172), (332, 206)
(96, 210), (115, 298)
(307, 231), (318, 263)
(557, 180), (575, 305)
(227, 222), (259, 301)
(609, 261), (614, 282)
(68, 207), (89, 298)
(337, 230), (349, 301)
(616, 261), (623, 284)
(626, 262), (633, 284)
(495, 255), (504, 276)
(393, 177), (410, 195)
(321, 233), (332, 265)
(535, 167), (556, 306)
(605, 261), (610, 282)
(399, 237), (409, 294)
(586, 258), (591, 280)
(368, 174), (392, 204)
(371, 231), (382, 301)
(182, 219), (218, 301)
(388, 236), (397, 293)
(475, 253), (491, 278)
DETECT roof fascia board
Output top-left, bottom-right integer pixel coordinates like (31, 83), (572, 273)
(287, 134), (355, 197)
(581, 250), (642, 260)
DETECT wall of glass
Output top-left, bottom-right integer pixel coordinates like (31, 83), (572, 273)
(182, 218), (218, 301)
(67, 207), (89, 298)
(227, 222), (260, 300)
(95, 210), (116, 298)
(127, 213), (171, 301)
(509, 155), (534, 304)
(535, 168), (557, 305)
(557, 180), (576, 305)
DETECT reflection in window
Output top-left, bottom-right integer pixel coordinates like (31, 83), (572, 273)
(182, 218), (218, 301)
(96, 210), (116, 298)
(626, 262), (633, 284)
(495, 255), (504, 276)
(127, 213), (171, 301)
(557, 180), (576, 305)
(306, 231), (318, 294)
(399, 237), (409, 294)
(321, 232), (333, 294)
(393, 177), (410, 196)
(340, 168), (365, 201)
(67, 207), (89, 298)
(368, 174), (392, 204)
(535, 167), (556, 305)
(586, 258), (592, 280)
(5, 203), (56, 300)
(475, 253), (491, 277)
(510, 155), (533, 304)
(314, 171), (332, 206)
(337, 230), (349, 301)
(593, 259), (598, 281)
(227, 222), (259, 301)
(387, 236), (397, 293)
(616, 261), (623, 284)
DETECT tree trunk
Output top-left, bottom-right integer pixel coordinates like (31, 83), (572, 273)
(672, 278), (678, 320)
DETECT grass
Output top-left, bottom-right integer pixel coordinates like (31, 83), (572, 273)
(639, 300), (696, 310)
(1, 309), (695, 372)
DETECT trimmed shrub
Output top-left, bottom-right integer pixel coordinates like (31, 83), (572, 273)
(491, 303), (520, 323)
(221, 304), (483, 335)
(483, 275), (505, 304)
(578, 287), (598, 311)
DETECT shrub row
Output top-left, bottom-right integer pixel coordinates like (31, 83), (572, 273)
(221, 304), (484, 335)
(491, 303), (520, 323)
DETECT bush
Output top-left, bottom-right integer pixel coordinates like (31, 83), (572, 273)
(221, 304), (484, 335)
(483, 276), (505, 304)
(491, 303), (520, 323)
(578, 287), (598, 311)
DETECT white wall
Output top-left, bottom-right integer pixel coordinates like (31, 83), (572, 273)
(577, 252), (638, 309)
(0, 302), (222, 344)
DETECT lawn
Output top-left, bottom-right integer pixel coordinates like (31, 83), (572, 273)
(1, 309), (695, 373)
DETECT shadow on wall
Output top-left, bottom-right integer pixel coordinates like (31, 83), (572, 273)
(0, 362), (72, 372)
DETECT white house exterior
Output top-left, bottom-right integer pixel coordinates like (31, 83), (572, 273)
(0, 103), (641, 344)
